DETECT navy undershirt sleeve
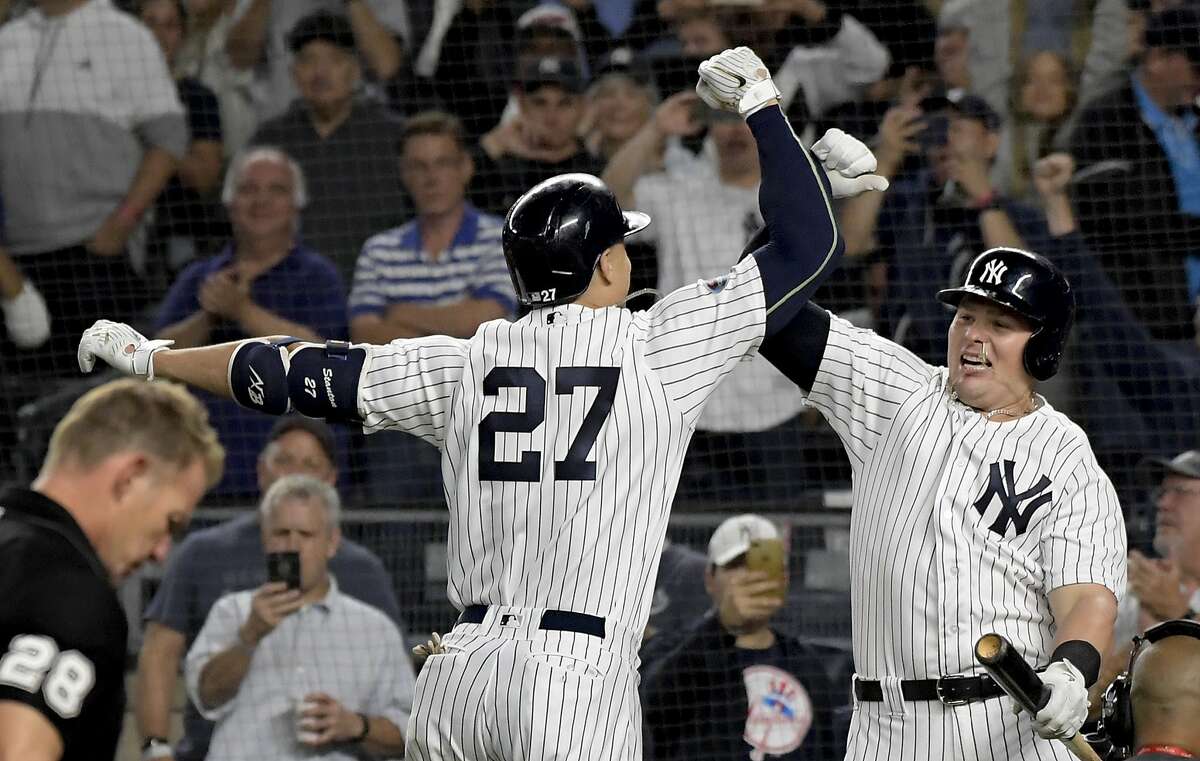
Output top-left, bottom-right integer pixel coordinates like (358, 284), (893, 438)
(758, 300), (831, 393)
(744, 105), (845, 337)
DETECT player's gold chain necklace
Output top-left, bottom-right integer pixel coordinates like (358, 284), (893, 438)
(950, 390), (1043, 420)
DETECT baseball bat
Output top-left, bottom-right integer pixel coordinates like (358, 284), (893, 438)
(975, 633), (1102, 761)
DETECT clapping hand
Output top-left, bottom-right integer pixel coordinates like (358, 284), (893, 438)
(1128, 550), (1190, 621)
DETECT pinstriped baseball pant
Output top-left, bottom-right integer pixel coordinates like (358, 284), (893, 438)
(404, 606), (642, 761)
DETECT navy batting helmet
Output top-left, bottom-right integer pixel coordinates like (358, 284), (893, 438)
(936, 247), (1075, 381)
(503, 174), (650, 307)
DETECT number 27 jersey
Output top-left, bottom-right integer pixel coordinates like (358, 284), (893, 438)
(354, 256), (768, 639)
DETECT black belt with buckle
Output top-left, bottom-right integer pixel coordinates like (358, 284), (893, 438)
(456, 605), (606, 639)
(854, 674), (1005, 706)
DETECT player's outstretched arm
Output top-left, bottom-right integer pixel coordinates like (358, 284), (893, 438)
(79, 320), (369, 423)
(695, 47), (886, 335)
(80, 320), (469, 443)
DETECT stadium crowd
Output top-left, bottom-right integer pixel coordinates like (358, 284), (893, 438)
(3, 0), (1200, 759)
(1, 0), (1199, 507)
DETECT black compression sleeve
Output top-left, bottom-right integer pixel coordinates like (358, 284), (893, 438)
(744, 106), (844, 337)
(758, 301), (831, 393)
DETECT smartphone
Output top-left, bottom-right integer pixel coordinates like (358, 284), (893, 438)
(267, 551), (301, 590)
(745, 538), (786, 583)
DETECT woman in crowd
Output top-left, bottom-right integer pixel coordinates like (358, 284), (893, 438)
(992, 50), (1078, 200)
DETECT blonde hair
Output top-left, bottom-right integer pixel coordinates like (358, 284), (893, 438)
(44, 378), (225, 488)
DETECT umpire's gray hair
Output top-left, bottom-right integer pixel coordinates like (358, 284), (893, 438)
(259, 474), (341, 532)
(221, 146), (309, 210)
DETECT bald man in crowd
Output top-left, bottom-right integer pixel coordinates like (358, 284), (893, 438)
(1120, 625), (1200, 760)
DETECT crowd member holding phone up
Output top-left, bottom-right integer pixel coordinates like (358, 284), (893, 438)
(642, 515), (848, 761)
(136, 416), (398, 761)
(184, 474), (415, 760)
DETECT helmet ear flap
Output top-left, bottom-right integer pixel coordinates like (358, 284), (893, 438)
(1023, 325), (1055, 381)
(1099, 674), (1134, 758)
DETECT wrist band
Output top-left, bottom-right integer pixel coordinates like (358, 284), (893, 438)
(353, 712), (370, 742)
(1050, 639), (1101, 687)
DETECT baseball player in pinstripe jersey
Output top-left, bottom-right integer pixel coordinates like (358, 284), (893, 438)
(76, 48), (887, 759)
(755, 237), (1127, 757)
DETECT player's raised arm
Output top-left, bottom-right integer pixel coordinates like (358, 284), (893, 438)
(694, 47), (887, 336)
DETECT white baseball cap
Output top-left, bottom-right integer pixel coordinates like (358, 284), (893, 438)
(707, 514), (780, 567)
(516, 4), (582, 42)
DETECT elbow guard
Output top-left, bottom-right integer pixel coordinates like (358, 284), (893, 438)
(228, 339), (294, 415)
(228, 339), (367, 423)
(286, 340), (366, 424)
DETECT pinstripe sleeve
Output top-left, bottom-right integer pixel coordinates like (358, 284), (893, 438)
(806, 313), (937, 467)
(357, 336), (470, 447)
(1040, 448), (1127, 599)
(641, 255), (766, 426)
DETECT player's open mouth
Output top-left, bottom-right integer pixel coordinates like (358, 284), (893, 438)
(961, 354), (991, 369)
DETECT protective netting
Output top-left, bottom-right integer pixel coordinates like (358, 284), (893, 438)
(0, 0), (1189, 758)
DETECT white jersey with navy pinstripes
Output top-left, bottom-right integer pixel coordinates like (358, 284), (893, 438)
(808, 313), (1126, 761)
(353, 255), (766, 642)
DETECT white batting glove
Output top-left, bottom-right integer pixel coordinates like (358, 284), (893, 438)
(1010, 660), (1089, 740)
(695, 46), (781, 118)
(411, 631), (446, 666)
(78, 319), (173, 380)
(811, 128), (890, 199)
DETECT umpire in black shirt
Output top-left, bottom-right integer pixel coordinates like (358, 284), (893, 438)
(0, 378), (223, 761)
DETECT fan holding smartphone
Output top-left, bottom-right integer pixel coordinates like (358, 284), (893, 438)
(183, 476), (415, 759)
(266, 550), (302, 591)
(643, 514), (848, 760)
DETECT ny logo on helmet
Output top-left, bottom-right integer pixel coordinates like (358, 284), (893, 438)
(980, 259), (1008, 285)
(972, 460), (1052, 537)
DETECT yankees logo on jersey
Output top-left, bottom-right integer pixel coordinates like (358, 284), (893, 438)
(75, 43), (887, 759)
(972, 460), (1054, 538)
(759, 307), (1126, 761)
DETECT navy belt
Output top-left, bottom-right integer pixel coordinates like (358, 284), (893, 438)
(854, 674), (1005, 706)
(457, 605), (606, 639)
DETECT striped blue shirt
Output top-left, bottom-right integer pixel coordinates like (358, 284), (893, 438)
(349, 205), (515, 319)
